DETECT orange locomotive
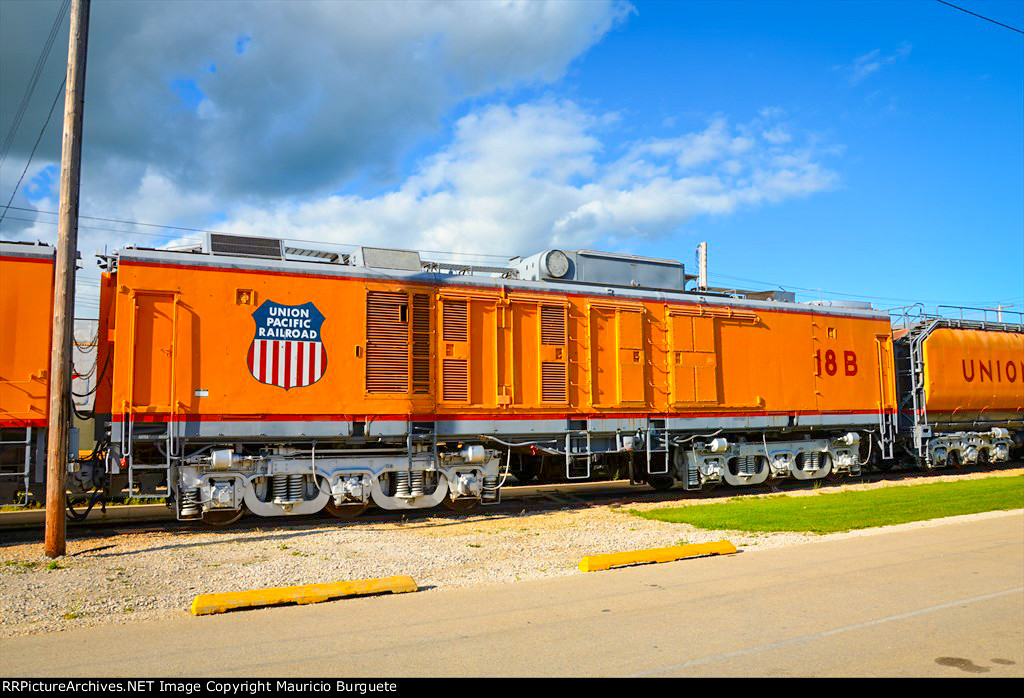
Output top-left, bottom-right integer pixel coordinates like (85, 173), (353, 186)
(0, 241), (54, 503)
(2, 235), (1021, 517)
(89, 235), (909, 523)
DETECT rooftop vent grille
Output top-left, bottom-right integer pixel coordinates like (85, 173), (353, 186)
(359, 247), (421, 271)
(284, 246), (343, 263)
(209, 233), (283, 260)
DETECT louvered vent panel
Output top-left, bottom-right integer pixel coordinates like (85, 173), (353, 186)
(443, 359), (468, 401)
(209, 233), (283, 259)
(412, 294), (431, 394)
(366, 291), (409, 394)
(442, 300), (468, 342)
(541, 305), (567, 346)
(541, 362), (567, 402)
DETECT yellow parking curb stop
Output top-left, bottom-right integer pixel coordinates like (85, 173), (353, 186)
(190, 575), (418, 615)
(578, 540), (737, 572)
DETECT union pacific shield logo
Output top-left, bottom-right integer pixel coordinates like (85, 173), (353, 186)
(247, 300), (327, 389)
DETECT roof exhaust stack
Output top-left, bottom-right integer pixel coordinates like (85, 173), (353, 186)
(696, 242), (708, 291)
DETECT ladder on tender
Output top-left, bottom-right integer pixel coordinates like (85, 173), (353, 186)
(907, 322), (933, 458)
(565, 423), (591, 480)
(0, 427), (34, 504)
(645, 419), (670, 476)
(123, 422), (174, 499)
(122, 289), (181, 498)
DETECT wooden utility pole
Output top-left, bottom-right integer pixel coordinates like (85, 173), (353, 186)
(45, 0), (91, 558)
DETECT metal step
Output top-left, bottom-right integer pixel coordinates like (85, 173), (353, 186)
(565, 430), (591, 480)
(645, 421), (670, 476)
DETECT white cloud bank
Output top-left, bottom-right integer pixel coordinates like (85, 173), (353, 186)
(2, 1), (838, 300)
(11, 101), (838, 270)
(1, 0), (632, 207)
(211, 102), (838, 256)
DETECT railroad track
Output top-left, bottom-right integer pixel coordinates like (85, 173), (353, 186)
(1, 462), (1020, 535)
(1, 479), (635, 531)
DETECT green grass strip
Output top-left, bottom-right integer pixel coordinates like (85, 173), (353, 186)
(632, 475), (1024, 534)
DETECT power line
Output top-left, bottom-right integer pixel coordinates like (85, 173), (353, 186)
(5, 205), (239, 237)
(0, 79), (66, 227)
(0, 0), (69, 171)
(0, 213), (204, 242)
(0, 204), (516, 258)
(935, 0), (1024, 34)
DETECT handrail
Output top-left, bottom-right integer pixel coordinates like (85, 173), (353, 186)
(507, 293), (570, 306)
(586, 299), (647, 311)
(437, 290), (503, 301)
(668, 305), (759, 322)
(892, 304), (1023, 330)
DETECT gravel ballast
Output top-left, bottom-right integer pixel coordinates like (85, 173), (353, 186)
(1, 468), (1021, 638)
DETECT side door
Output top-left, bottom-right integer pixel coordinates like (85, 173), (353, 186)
(668, 312), (719, 405)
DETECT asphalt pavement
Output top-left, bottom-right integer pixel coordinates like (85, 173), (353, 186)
(2, 511), (1021, 677)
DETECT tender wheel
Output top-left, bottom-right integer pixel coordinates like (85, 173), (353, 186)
(202, 509), (244, 527)
(948, 450), (961, 469)
(441, 494), (478, 512)
(324, 500), (369, 519)
(647, 475), (675, 491)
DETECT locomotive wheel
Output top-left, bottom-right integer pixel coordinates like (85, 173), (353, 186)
(647, 475), (675, 491)
(325, 500), (369, 519)
(202, 509), (245, 527)
(441, 494), (478, 512)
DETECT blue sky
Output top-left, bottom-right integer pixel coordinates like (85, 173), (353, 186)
(470, 0), (1024, 308)
(0, 0), (1021, 316)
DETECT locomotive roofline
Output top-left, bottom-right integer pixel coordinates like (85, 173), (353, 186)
(0, 240), (56, 260)
(105, 245), (891, 323)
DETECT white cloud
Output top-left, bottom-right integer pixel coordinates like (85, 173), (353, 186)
(6, 100), (838, 318)
(762, 127), (792, 145)
(205, 102), (839, 256)
(1, 2), (839, 313)
(1, 0), (631, 208)
(1, 0), (634, 312)
(845, 43), (912, 85)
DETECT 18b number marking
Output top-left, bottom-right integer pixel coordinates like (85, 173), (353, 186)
(815, 349), (857, 377)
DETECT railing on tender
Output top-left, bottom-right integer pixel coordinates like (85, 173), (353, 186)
(889, 304), (1023, 332)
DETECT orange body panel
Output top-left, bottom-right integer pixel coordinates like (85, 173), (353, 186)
(923, 328), (1024, 421)
(93, 270), (116, 418)
(99, 259), (897, 426)
(0, 251), (54, 427)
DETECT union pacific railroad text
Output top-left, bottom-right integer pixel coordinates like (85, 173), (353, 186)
(962, 359), (1022, 383)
